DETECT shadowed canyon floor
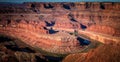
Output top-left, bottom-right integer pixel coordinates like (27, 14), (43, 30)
(0, 2), (120, 62)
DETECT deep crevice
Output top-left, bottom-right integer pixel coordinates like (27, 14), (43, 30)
(80, 23), (87, 30)
(63, 4), (71, 10)
(77, 37), (91, 46)
(44, 4), (54, 9)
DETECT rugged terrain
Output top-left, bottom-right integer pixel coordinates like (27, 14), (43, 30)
(0, 34), (48, 62)
(63, 42), (120, 62)
(0, 2), (120, 62)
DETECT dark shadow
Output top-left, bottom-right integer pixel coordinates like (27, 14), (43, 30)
(20, 47), (35, 53)
(5, 45), (19, 51)
(7, 19), (11, 24)
(43, 27), (58, 34)
(77, 37), (90, 46)
(80, 24), (87, 30)
(35, 8), (40, 14)
(0, 19), (1, 22)
(70, 3), (75, 7)
(85, 2), (91, 9)
(68, 13), (77, 22)
(31, 4), (35, 8)
(112, 2), (114, 5)
(86, 2), (89, 9)
(45, 56), (63, 62)
(20, 15), (24, 17)
(32, 8), (40, 14)
(70, 18), (77, 22)
(45, 21), (55, 26)
(16, 19), (21, 23)
(31, 4), (40, 14)
(63, 4), (71, 10)
(35, 56), (47, 62)
(48, 28), (59, 34)
(0, 36), (12, 42)
(43, 27), (48, 30)
(44, 4), (54, 9)
(100, 3), (105, 9)
(0, 35), (35, 53)
(5, 45), (35, 53)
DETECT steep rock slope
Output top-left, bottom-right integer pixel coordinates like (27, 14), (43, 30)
(0, 19), (82, 54)
(0, 34), (48, 62)
(63, 42), (120, 62)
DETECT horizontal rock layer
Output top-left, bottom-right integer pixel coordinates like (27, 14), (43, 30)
(0, 2), (120, 54)
(0, 20), (81, 54)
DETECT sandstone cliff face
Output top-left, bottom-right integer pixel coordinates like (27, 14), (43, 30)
(54, 20), (80, 29)
(25, 2), (120, 11)
(0, 2), (120, 54)
(0, 19), (48, 34)
(63, 42), (120, 62)
(87, 25), (120, 36)
(0, 19), (82, 54)
(1, 2), (120, 36)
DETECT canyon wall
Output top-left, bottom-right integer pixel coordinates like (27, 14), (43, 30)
(23, 2), (120, 36)
(63, 42), (120, 62)
(0, 2), (120, 54)
(0, 2), (120, 36)
(0, 19), (81, 54)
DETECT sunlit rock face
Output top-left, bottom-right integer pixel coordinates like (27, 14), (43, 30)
(22, 2), (120, 36)
(87, 25), (120, 36)
(0, 2), (120, 55)
(0, 19), (82, 54)
(63, 42), (120, 62)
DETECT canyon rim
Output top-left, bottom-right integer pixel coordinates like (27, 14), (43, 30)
(0, 2), (120, 62)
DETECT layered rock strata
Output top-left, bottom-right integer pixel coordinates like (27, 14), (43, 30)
(0, 20), (81, 54)
(0, 2), (120, 54)
(0, 2), (120, 36)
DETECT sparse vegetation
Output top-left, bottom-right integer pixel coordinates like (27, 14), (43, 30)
(0, 2), (120, 62)
(34, 46), (67, 57)
(79, 40), (103, 53)
(0, 34), (48, 62)
(63, 42), (120, 62)
(69, 30), (78, 36)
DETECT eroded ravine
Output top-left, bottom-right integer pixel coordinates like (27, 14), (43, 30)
(0, 26), (98, 54)
(0, 2), (120, 62)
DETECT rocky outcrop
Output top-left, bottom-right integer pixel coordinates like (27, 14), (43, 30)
(0, 28), (81, 54)
(0, 2), (120, 37)
(87, 25), (120, 36)
(0, 2), (120, 55)
(1, 2), (120, 13)
(51, 27), (120, 44)
(0, 19), (82, 54)
(78, 30), (120, 44)
(54, 20), (80, 29)
(0, 35), (48, 62)
(62, 42), (120, 62)
(0, 19), (48, 34)
(25, 2), (120, 11)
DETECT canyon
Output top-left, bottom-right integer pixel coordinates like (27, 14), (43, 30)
(0, 2), (120, 62)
